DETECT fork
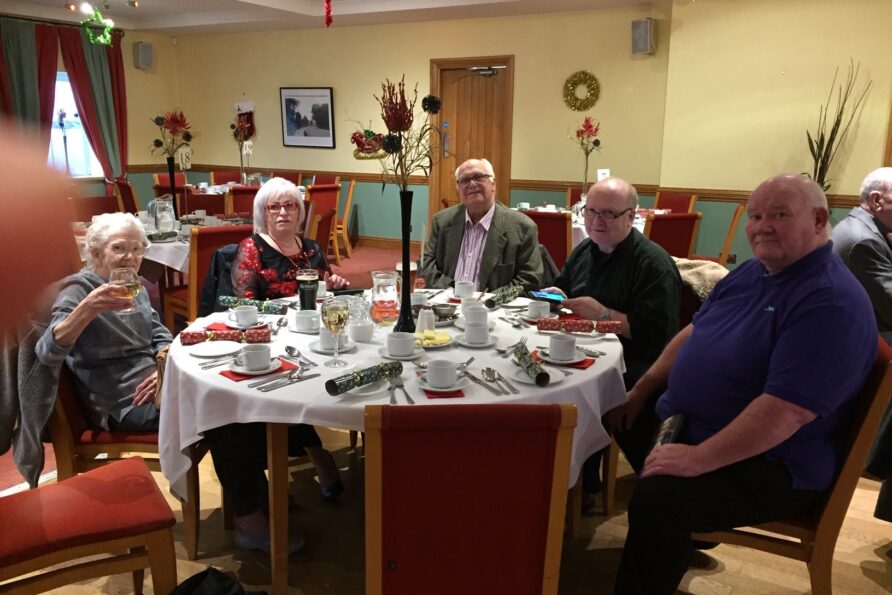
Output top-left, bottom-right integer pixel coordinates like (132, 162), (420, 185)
(391, 374), (415, 405)
(386, 378), (397, 405)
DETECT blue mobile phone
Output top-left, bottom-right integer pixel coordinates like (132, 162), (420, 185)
(529, 290), (565, 304)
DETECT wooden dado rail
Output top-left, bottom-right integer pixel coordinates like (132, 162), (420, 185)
(112, 164), (861, 210)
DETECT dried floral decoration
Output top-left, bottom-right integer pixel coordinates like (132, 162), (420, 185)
(151, 110), (193, 158)
(570, 115), (602, 196)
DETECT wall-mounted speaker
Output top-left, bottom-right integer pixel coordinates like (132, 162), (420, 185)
(631, 18), (655, 55)
(133, 41), (153, 70)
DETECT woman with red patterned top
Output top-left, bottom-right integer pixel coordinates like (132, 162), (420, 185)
(231, 177), (348, 298)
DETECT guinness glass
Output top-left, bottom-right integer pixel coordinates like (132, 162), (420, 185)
(297, 268), (319, 310)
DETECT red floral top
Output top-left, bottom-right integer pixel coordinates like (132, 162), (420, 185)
(231, 234), (329, 299)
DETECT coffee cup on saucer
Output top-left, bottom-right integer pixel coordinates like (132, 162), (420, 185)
(516, 202), (531, 210)
(387, 332), (417, 357)
(348, 319), (374, 342)
(426, 359), (458, 389)
(526, 300), (551, 319)
(454, 281), (474, 298)
(235, 344), (271, 371)
(229, 305), (258, 327)
(549, 335), (576, 361)
(319, 328), (348, 350)
(463, 304), (488, 324)
(463, 321), (489, 345)
(292, 310), (320, 333)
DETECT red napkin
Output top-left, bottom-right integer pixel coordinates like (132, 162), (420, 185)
(219, 357), (298, 382)
(531, 350), (596, 370)
(415, 371), (464, 398)
(447, 297), (462, 304)
(205, 322), (231, 331)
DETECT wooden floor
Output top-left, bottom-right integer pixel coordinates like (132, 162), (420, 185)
(27, 427), (892, 594)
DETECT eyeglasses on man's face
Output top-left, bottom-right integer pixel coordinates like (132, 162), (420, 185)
(456, 173), (493, 187)
(266, 201), (300, 213)
(582, 207), (633, 221)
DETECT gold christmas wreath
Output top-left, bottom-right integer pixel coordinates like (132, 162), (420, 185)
(563, 71), (601, 111)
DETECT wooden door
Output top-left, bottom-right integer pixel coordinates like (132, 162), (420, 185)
(429, 56), (514, 224)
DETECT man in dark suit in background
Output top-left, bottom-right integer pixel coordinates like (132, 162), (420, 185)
(420, 158), (542, 292)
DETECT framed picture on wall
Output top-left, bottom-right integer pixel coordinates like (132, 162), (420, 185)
(280, 87), (336, 149)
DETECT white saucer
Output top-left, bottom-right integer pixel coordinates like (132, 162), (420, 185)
(377, 346), (425, 361)
(420, 336), (454, 350)
(289, 326), (320, 335)
(454, 334), (497, 349)
(345, 378), (389, 396)
(225, 321), (267, 331)
(150, 237), (177, 243)
(228, 359), (283, 376)
(511, 367), (565, 385)
(521, 313), (559, 323)
(308, 339), (357, 355)
(188, 340), (242, 358)
(454, 316), (495, 331)
(417, 374), (470, 393)
(538, 348), (587, 365)
(434, 316), (457, 328)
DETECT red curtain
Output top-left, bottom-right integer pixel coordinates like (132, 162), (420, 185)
(34, 24), (59, 149)
(58, 27), (114, 187)
(105, 30), (127, 187)
(0, 30), (11, 120)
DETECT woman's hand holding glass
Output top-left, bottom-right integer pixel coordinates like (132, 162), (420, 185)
(108, 268), (142, 314)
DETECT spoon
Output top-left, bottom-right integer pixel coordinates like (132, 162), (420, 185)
(273, 316), (288, 335)
(285, 345), (317, 367)
(499, 316), (524, 329)
(482, 367), (510, 394)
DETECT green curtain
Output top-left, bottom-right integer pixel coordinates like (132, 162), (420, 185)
(79, 29), (121, 177)
(0, 18), (39, 126)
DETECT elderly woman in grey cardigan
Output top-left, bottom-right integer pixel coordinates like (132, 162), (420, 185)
(36, 212), (171, 432)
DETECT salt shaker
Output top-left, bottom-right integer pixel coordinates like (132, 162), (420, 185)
(416, 308), (436, 333)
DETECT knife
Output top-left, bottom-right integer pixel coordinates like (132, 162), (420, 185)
(257, 373), (321, 392)
(463, 370), (504, 396)
(246, 369), (297, 388)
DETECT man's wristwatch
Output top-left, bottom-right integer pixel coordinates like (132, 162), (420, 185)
(600, 308), (612, 321)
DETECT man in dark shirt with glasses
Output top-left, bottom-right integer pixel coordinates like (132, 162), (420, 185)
(545, 177), (681, 499)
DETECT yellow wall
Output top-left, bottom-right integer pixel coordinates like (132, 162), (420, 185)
(660, 0), (892, 195)
(123, 5), (671, 185)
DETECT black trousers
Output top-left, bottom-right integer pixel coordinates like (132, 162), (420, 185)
(111, 402), (160, 432)
(613, 455), (825, 595)
(203, 422), (322, 517)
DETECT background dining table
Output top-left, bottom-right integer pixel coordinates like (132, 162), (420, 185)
(159, 293), (627, 594)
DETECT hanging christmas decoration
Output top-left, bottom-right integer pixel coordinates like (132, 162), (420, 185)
(81, 9), (114, 46)
(324, 0), (333, 27)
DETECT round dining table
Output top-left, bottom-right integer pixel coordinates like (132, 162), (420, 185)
(159, 293), (627, 594)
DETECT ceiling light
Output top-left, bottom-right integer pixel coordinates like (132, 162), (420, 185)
(79, 2), (93, 14)
(65, 2), (76, 10)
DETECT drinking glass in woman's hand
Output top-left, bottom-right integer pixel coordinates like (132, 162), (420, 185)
(108, 267), (141, 314)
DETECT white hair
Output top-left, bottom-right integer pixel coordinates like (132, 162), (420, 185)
(859, 167), (892, 205)
(252, 177), (305, 234)
(454, 158), (495, 181)
(85, 212), (149, 268)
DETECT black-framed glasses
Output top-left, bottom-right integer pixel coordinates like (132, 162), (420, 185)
(582, 207), (633, 221)
(266, 201), (300, 213)
(456, 173), (493, 187)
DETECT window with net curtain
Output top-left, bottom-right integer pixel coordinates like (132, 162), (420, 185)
(47, 72), (103, 178)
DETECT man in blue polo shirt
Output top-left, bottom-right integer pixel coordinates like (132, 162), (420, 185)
(610, 173), (877, 595)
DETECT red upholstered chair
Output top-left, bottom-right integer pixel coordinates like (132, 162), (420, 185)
(178, 187), (227, 217)
(163, 224), (253, 331)
(311, 174), (340, 185)
(306, 208), (337, 266)
(0, 457), (177, 594)
(642, 212), (702, 258)
(654, 190), (698, 213)
(523, 210), (573, 270)
(364, 404), (577, 595)
(153, 171), (188, 188)
(210, 170), (241, 185)
(566, 186), (584, 209)
(692, 202), (745, 267)
(694, 336), (892, 595)
(47, 366), (221, 561)
(229, 185), (259, 214)
(271, 171), (304, 185)
(306, 184), (341, 261)
(332, 178), (356, 261)
(113, 178), (140, 214)
(68, 195), (122, 220)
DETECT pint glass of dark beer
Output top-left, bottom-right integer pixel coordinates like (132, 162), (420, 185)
(297, 269), (319, 310)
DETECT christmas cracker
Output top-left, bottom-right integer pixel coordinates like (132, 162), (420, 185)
(216, 295), (289, 315)
(325, 362), (403, 395)
(513, 342), (550, 387)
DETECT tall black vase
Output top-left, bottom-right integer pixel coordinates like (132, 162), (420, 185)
(166, 156), (179, 218)
(393, 189), (416, 333)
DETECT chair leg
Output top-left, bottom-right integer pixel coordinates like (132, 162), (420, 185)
(182, 461), (201, 561)
(146, 527), (178, 594)
(601, 439), (619, 516)
(132, 567), (145, 595)
(565, 479), (583, 539)
(350, 430), (358, 449)
(330, 231), (342, 266)
(340, 226), (352, 258)
(163, 299), (177, 334)
(807, 546), (835, 595)
(222, 493), (234, 530)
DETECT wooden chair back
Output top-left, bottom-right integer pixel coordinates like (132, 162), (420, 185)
(271, 171), (303, 185)
(153, 172), (187, 188)
(178, 187), (227, 216)
(68, 195), (122, 220)
(566, 186), (584, 209)
(187, 225), (254, 317)
(210, 170), (241, 185)
(230, 185), (259, 214)
(338, 178), (356, 228)
(654, 190), (698, 213)
(306, 183), (341, 215)
(311, 174), (340, 185)
(306, 208), (337, 260)
(642, 212), (702, 258)
(694, 337), (892, 595)
(113, 178), (140, 214)
(364, 404), (576, 595)
(524, 210), (573, 270)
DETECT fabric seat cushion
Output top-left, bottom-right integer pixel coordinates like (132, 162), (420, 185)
(77, 428), (159, 446)
(0, 457), (175, 567)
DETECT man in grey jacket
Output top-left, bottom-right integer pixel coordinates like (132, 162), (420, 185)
(420, 158), (542, 292)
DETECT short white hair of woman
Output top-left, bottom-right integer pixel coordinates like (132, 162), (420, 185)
(252, 177), (306, 234)
(85, 212), (149, 268)
(454, 158), (495, 181)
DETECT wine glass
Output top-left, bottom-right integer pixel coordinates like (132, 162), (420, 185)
(108, 267), (141, 314)
(320, 297), (350, 368)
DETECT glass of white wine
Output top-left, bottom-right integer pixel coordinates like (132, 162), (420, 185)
(109, 267), (141, 314)
(321, 297), (350, 368)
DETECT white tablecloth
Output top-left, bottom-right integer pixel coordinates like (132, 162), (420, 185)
(145, 240), (190, 272)
(159, 296), (627, 497)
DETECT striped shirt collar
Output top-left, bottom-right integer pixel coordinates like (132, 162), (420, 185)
(464, 204), (496, 230)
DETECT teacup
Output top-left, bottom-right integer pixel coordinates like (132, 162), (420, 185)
(454, 281), (475, 298)
(292, 310), (320, 333)
(549, 335), (576, 361)
(348, 319), (375, 342)
(229, 305), (258, 327)
(526, 301), (551, 319)
(204, 216), (220, 227)
(463, 304), (488, 324)
(410, 292), (428, 307)
(235, 344), (271, 371)
(318, 280), (327, 297)
(193, 209), (207, 218)
(319, 328), (348, 351)
(387, 332), (417, 357)
(198, 182), (209, 190)
(460, 297), (482, 316)
(463, 321), (489, 345)
(426, 359), (458, 389)
(516, 202), (531, 210)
